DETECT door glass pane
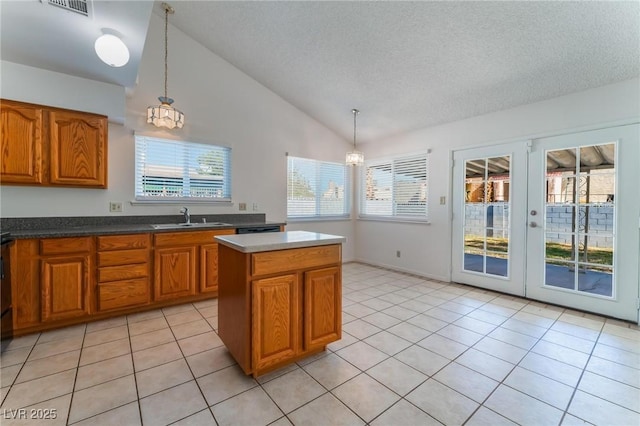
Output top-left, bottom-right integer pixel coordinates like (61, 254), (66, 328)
(543, 143), (615, 297)
(463, 156), (510, 277)
(545, 261), (577, 290)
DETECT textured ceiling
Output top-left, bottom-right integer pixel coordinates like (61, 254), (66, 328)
(167, 1), (640, 143)
(2, 1), (638, 143)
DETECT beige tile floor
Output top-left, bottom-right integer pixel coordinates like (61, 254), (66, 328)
(1, 263), (639, 425)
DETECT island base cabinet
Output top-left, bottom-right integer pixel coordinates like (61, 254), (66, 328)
(304, 267), (341, 350)
(252, 274), (299, 372)
(218, 243), (342, 378)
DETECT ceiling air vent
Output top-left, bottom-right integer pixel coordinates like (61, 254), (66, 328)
(48, 0), (89, 17)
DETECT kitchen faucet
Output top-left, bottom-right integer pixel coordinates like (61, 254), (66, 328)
(180, 207), (190, 224)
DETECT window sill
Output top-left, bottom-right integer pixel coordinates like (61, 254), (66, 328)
(287, 216), (352, 223)
(357, 216), (431, 225)
(130, 199), (233, 206)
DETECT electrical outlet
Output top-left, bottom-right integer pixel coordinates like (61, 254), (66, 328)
(439, 196), (446, 205)
(238, 202), (247, 211)
(253, 203), (259, 211)
(109, 202), (123, 213)
(396, 250), (401, 258)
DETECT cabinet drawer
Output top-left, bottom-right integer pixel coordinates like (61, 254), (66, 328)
(98, 278), (150, 311)
(41, 237), (92, 255)
(97, 249), (149, 267)
(97, 234), (150, 251)
(98, 263), (148, 282)
(252, 244), (340, 276)
(154, 229), (235, 247)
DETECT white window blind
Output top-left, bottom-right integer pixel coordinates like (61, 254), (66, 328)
(135, 135), (231, 202)
(360, 153), (429, 219)
(287, 156), (349, 218)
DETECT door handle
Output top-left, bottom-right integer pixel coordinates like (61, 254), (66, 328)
(529, 222), (538, 228)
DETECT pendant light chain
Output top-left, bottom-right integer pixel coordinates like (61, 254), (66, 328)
(352, 109), (359, 149)
(164, 5), (169, 99)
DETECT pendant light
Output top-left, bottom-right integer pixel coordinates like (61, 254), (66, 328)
(147, 2), (185, 129)
(345, 109), (364, 166)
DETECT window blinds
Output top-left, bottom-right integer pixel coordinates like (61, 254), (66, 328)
(135, 135), (231, 201)
(361, 153), (429, 219)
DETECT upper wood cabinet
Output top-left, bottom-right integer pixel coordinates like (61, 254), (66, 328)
(0, 100), (43, 184)
(0, 99), (107, 188)
(49, 109), (107, 187)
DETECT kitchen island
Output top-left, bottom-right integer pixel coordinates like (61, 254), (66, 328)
(215, 231), (345, 377)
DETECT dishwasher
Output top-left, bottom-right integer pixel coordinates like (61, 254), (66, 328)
(235, 225), (281, 234)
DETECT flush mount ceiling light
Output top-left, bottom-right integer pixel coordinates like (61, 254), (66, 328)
(94, 33), (129, 67)
(147, 2), (184, 129)
(345, 109), (364, 166)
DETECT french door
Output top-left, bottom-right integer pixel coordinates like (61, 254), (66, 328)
(526, 124), (639, 322)
(452, 124), (640, 322)
(451, 142), (528, 296)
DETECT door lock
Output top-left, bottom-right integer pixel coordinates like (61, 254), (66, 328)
(530, 210), (537, 216)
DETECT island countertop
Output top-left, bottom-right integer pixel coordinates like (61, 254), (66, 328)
(214, 230), (346, 253)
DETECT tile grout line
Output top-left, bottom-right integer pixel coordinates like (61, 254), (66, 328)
(161, 302), (220, 425)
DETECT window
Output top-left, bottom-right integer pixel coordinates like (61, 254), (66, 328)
(135, 135), (231, 202)
(287, 156), (350, 219)
(360, 153), (429, 220)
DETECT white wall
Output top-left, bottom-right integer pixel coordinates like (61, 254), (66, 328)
(0, 13), (356, 260)
(356, 78), (640, 280)
(0, 61), (126, 121)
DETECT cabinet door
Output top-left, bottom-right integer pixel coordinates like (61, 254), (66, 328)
(0, 100), (43, 184)
(252, 274), (299, 372)
(41, 255), (90, 322)
(200, 243), (220, 293)
(49, 110), (107, 187)
(154, 246), (196, 301)
(303, 267), (341, 350)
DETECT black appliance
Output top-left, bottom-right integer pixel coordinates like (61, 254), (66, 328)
(236, 225), (281, 234)
(1, 232), (14, 340)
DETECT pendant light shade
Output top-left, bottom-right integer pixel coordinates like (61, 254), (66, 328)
(346, 109), (364, 166)
(147, 2), (184, 129)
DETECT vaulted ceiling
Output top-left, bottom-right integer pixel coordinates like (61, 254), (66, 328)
(2, 1), (639, 143)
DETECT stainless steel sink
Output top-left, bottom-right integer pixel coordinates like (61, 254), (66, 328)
(150, 222), (232, 230)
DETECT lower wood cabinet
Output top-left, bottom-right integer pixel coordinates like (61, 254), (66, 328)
(219, 243), (342, 377)
(96, 234), (150, 312)
(154, 246), (197, 301)
(41, 253), (90, 322)
(12, 237), (93, 327)
(303, 266), (341, 349)
(252, 274), (299, 372)
(153, 230), (234, 302)
(10, 228), (235, 335)
(200, 244), (221, 294)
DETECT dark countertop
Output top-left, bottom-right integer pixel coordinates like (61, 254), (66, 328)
(0, 214), (285, 239)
